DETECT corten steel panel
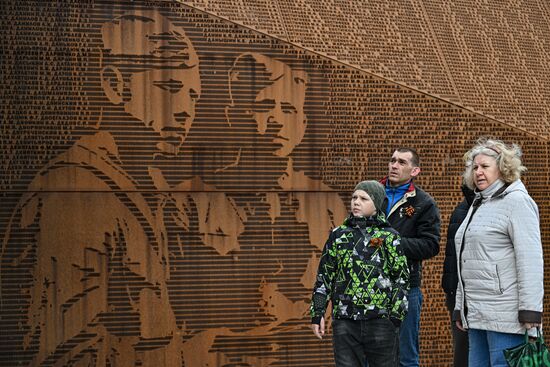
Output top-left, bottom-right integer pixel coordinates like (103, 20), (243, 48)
(1, 1), (549, 367)
(182, 0), (550, 140)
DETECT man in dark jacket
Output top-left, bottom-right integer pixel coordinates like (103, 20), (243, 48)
(380, 147), (441, 367)
(441, 185), (475, 367)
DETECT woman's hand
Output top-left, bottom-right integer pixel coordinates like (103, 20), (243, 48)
(456, 320), (465, 332)
(523, 323), (541, 330)
(311, 317), (326, 339)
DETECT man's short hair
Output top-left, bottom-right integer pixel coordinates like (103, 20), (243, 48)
(395, 147), (420, 167)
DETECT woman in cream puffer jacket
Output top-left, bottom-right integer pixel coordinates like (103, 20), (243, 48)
(453, 138), (543, 367)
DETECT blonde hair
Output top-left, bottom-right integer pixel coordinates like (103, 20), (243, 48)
(462, 138), (526, 190)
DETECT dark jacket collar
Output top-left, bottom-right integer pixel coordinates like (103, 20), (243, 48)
(380, 176), (416, 193)
(345, 213), (390, 229)
(461, 185), (475, 206)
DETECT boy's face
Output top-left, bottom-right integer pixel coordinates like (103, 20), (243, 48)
(350, 190), (376, 217)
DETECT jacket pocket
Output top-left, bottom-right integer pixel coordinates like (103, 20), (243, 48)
(461, 260), (501, 298)
(495, 264), (503, 294)
(495, 261), (517, 295)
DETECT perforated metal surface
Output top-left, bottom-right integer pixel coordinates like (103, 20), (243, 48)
(1, 1), (548, 366)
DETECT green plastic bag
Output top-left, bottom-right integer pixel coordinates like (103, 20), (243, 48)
(504, 328), (550, 367)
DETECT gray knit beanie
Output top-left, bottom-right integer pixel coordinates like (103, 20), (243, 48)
(354, 180), (386, 214)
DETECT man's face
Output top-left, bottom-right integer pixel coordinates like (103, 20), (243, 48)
(388, 150), (420, 187)
(125, 66), (201, 157)
(250, 63), (307, 158)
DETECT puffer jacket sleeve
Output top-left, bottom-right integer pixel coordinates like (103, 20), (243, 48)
(385, 231), (410, 322)
(452, 279), (464, 323)
(509, 192), (543, 323)
(400, 198), (441, 261)
(452, 216), (469, 323)
(310, 228), (339, 324)
(441, 200), (469, 297)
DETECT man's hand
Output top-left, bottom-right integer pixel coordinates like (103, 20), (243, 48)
(311, 317), (325, 339)
(455, 320), (465, 332)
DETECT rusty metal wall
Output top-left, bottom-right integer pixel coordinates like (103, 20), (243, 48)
(1, 1), (548, 366)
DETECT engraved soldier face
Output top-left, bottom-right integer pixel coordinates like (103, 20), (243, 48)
(101, 10), (201, 158)
(249, 58), (307, 157)
(125, 66), (201, 157)
(228, 53), (308, 158)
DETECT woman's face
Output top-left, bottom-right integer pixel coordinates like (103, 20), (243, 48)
(472, 154), (501, 190)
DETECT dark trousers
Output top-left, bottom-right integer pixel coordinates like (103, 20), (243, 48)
(446, 294), (469, 367)
(332, 318), (400, 367)
(451, 315), (469, 367)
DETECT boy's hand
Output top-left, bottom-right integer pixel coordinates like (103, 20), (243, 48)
(311, 317), (325, 339)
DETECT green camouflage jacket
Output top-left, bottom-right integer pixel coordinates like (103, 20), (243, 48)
(310, 214), (410, 325)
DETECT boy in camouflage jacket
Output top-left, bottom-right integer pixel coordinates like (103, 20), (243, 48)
(311, 180), (410, 367)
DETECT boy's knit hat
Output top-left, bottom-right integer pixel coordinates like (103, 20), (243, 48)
(354, 180), (386, 214)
